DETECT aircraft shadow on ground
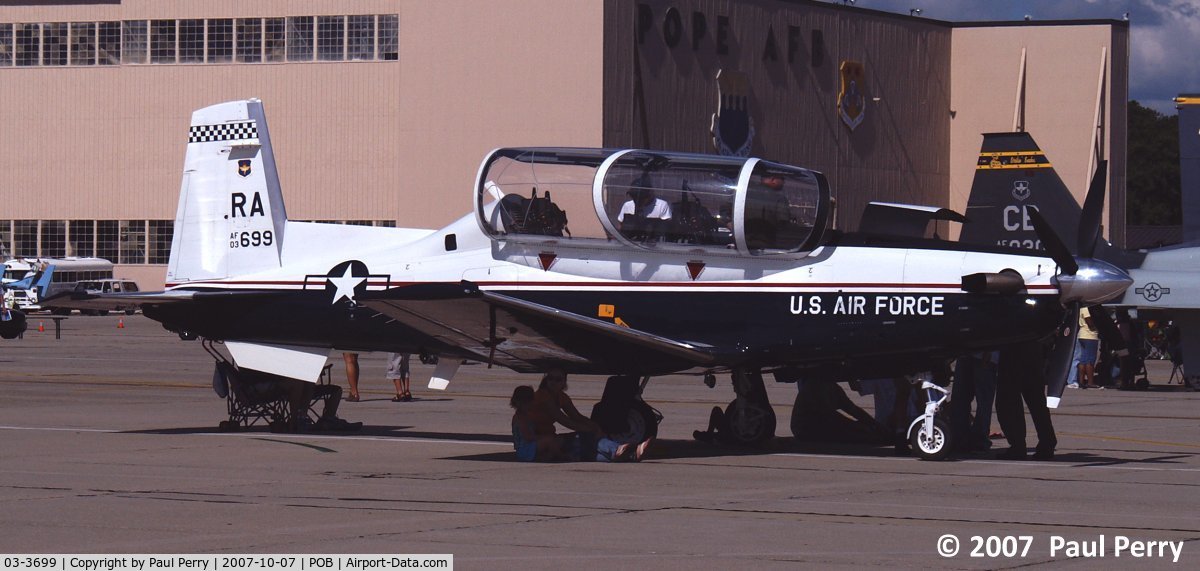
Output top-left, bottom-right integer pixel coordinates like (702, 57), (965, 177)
(349, 397), (454, 403)
(114, 427), (1188, 466)
(442, 437), (907, 463)
(120, 425), (512, 443)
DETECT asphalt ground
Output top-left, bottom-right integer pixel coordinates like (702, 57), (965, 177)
(1, 315), (1199, 569)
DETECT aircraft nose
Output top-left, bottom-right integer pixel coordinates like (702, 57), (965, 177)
(1055, 259), (1133, 305)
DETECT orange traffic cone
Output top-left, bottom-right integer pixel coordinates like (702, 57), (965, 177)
(38, 321), (44, 332)
(117, 317), (125, 329)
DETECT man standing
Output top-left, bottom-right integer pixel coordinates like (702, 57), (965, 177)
(995, 342), (1057, 460)
(949, 351), (998, 453)
(1077, 310), (1101, 389)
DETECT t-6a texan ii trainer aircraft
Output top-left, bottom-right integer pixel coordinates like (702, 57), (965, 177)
(47, 100), (1133, 458)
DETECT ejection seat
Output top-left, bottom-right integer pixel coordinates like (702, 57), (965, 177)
(497, 189), (570, 237)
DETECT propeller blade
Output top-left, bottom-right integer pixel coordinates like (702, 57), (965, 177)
(1077, 161), (1108, 258)
(1027, 207), (1079, 275)
(1044, 304), (1081, 409)
(1087, 305), (1129, 357)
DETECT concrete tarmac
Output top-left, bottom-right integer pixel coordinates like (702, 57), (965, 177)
(2, 315), (1199, 569)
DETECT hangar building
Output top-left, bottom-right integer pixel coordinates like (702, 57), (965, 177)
(0, 0), (1129, 287)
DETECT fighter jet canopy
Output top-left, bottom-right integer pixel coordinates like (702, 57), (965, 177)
(476, 148), (831, 256)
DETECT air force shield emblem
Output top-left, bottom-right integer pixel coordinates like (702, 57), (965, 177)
(710, 69), (756, 157)
(237, 159), (252, 178)
(838, 61), (866, 131)
(1012, 181), (1031, 201)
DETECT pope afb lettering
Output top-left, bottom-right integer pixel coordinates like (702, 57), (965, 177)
(789, 294), (945, 316)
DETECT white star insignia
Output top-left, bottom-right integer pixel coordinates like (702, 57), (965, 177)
(327, 266), (366, 304)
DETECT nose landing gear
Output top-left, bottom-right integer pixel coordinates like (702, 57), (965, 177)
(906, 378), (953, 461)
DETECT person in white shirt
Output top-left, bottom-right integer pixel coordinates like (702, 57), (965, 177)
(617, 188), (672, 237)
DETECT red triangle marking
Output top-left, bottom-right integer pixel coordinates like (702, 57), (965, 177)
(686, 260), (705, 280)
(538, 252), (557, 271)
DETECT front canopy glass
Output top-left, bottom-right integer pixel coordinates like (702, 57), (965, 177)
(476, 148), (830, 255)
(600, 151), (742, 248)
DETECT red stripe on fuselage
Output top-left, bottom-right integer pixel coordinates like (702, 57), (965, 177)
(164, 280), (1058, 291)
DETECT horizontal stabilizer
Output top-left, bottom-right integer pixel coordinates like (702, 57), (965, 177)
(41, 289), (288, 312)
(42, 290), (198, 312)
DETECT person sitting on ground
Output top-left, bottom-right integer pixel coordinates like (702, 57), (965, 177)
(510, 385), (564, 461)
(528, 369), (607, 460)
(276, 377), (362, 432)
(693, 405), (732, 444)
(792, 380), (891, 444)
(591, 375), (652, 461)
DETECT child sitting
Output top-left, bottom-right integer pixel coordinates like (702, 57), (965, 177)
(510, 385), (564, 461)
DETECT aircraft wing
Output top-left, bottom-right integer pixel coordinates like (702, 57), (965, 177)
(361, 282), (716, 374)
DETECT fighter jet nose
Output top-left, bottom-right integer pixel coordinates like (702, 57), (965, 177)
(1055, 259), (1133, 305)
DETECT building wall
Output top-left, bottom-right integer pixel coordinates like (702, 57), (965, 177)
(0, 0), (1130, 291)
(604, 0), (953, 231)
(949, 23), (1129, 245)
(0, 0), (604, 286)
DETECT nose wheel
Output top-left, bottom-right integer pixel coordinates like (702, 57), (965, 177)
(906, 379), (953, 461)
(909, 416), (951, 460)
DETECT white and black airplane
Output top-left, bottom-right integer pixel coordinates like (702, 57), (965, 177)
(47, 100), (1134, 458)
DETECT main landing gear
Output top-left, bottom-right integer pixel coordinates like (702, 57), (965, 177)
(723, 368), (777, 445)
(590, 375), (661, 447)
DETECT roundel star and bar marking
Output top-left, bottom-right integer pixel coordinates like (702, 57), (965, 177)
(300, 260), (391, 305)
(1135, 282), (1171, 302)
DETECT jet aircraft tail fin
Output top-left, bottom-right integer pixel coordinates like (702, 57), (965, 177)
(32, 264), (55, 298)
(958, 132), (1084, 252)
(167, 99), (287, 284)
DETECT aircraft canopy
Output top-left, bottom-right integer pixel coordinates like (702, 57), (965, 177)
(476, 148), (831, 256)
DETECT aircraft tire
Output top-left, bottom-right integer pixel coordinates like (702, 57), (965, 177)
(725, 397), (775, 445)
(0, 315), (26, 339)
(909, 417), (952, 461)
(606, 403), (659, 445)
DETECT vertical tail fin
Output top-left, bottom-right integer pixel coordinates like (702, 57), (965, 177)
(958, 133), (1082, 252)
(33, 264), (55, 299)
(167, 99), (287, 284)
(1178, 96), (1200, 244)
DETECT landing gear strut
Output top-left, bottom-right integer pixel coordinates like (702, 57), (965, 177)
(906, 376), (953, 461)
(724, 368), (776, 445)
